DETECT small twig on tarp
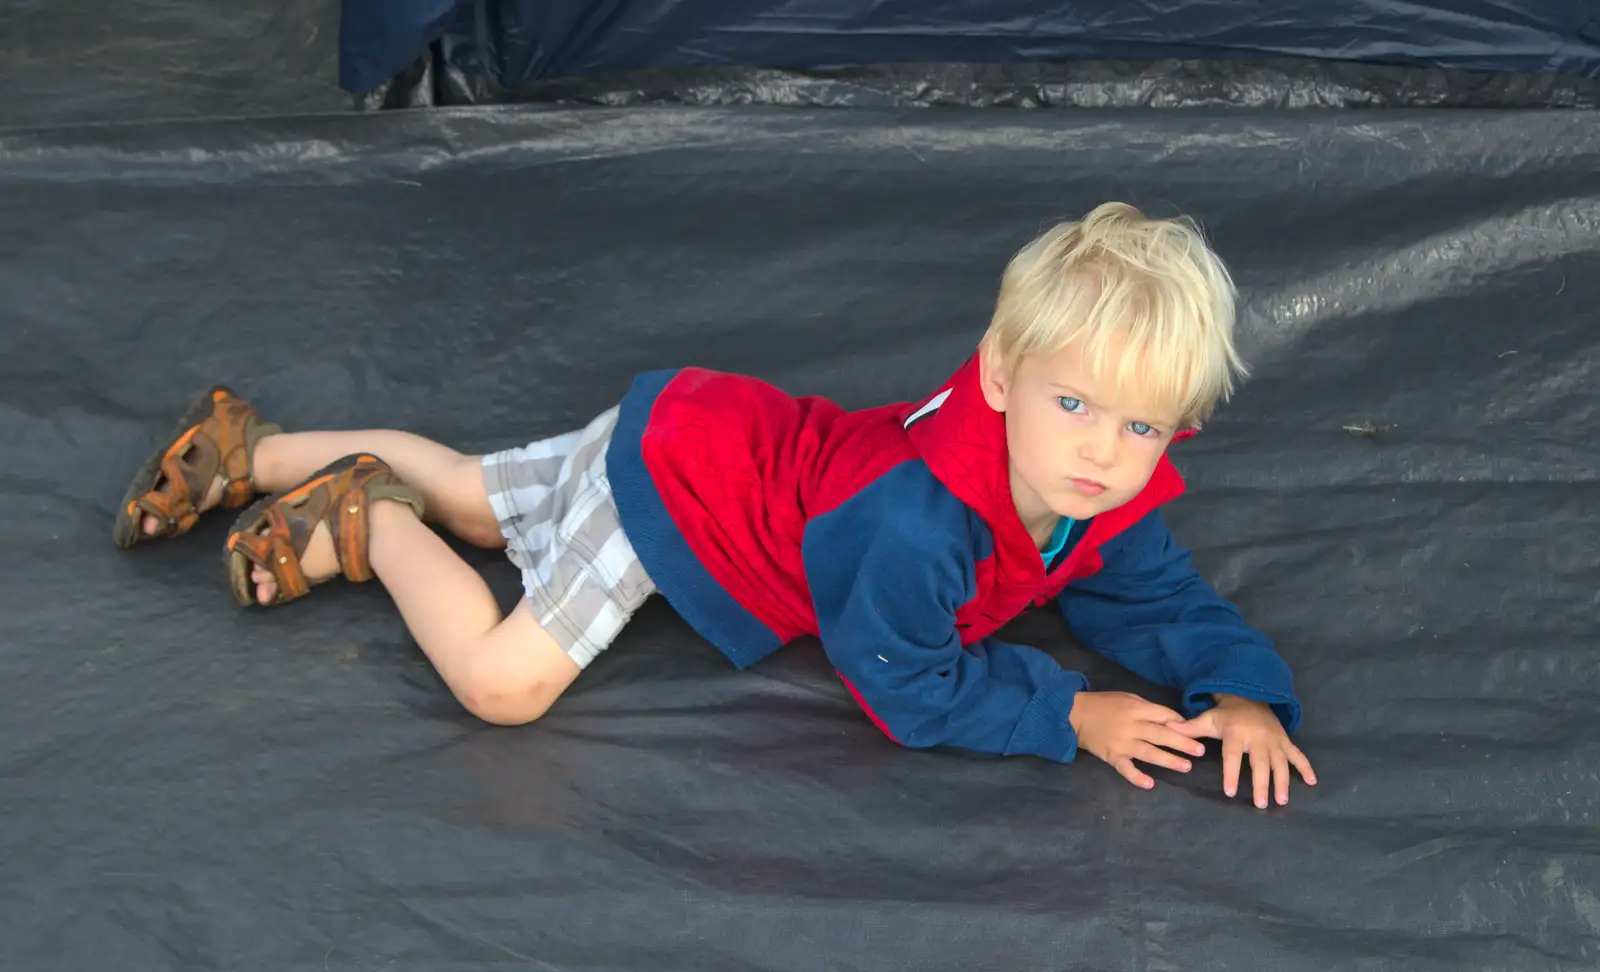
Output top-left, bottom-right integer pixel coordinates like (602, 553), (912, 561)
(1343, 422), (1393, 439)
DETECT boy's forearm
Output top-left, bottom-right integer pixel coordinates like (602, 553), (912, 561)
(828, 634), (1091, 763)
(1056, 510), (1302, 732)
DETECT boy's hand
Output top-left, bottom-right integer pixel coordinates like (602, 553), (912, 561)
(1172, 694), (1316, 808)
(1067, 691), (1208, 790)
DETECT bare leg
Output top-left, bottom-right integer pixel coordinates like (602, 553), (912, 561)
(255, 431), (506, 549)
(251, 500), (580, 725)
(141, 429), (505, 549)
(137, 421), (579, 723)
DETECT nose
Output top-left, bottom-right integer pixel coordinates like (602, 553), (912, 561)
(1078, 422), (1117, 470)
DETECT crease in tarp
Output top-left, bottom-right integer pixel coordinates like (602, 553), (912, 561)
(339, 0), (1600, 96)
(5, 102), (1599, 188)
(357, 58), (1600, 112)
(1242, 195), (1600, 356)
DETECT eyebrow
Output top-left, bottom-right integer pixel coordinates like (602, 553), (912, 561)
(1046, 381), (1093, 400)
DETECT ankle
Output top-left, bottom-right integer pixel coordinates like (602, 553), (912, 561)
(370, 496), (422, 526)
(249, 434), (291, 492)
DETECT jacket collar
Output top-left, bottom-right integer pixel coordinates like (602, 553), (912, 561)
(903, 354), (1187, 581)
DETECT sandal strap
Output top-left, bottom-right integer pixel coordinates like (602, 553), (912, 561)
(225, 454), (423, 606)
(212, 395), (281, 508)
(130, 425), (210, 534)
(238, 503), (314, 601)
(126, 388), (281, 540)
(333, 465), (378, 583)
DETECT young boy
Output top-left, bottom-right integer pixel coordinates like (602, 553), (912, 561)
(115, 202), (1315, 808)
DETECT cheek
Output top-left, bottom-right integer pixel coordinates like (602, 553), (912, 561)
(1116, 443), (1166, 484)
(1021, 412), (1069, 466)
(1006, 418), (1057, 484)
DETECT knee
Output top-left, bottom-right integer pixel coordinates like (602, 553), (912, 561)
(449, 610), (579, 726)
(459, 683), (556, 726)
(454, 664), (564, 727)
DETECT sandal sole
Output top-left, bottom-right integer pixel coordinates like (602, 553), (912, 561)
(222, 453), (376, 608)
(114, 384), (239, 549)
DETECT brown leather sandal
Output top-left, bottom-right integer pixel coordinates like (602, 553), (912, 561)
(114, 385), (282, 549)
(222, 453), (425, 607)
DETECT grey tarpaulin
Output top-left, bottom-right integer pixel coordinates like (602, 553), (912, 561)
(3, 101), (1598, 970)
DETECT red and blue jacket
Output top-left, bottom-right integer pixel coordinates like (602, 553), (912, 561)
(606, 354), (1301, 762)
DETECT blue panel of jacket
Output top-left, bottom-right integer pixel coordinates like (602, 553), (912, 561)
(802, 458), (1300, 763)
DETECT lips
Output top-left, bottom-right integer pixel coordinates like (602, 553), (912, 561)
(1070, 477), (1106, 496)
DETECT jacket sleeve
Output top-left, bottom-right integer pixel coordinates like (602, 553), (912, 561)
(803, 462), (1089, 762)
(1054, 509), (1303, 733)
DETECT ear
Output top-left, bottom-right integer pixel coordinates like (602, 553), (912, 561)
(977, 341), (1012, 412)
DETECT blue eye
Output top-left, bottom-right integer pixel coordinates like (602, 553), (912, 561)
(1058, 397), (1085, 413)
(1130, 421), (1153, 436)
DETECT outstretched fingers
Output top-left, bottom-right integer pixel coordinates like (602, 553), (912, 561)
(1143, 723), (1207, 760)
(1251, 749), (1271, 809)
(1133, 741), (1194, 774)
(1115, 758), (1156, 790)
(1287, 741), (1318, 786)
(1222, 738), (1244, 799)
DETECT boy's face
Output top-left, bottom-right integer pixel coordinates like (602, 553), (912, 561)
(979, 338), (1182, 534)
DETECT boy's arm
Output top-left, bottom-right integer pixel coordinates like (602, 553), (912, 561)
(1054, 509), (1303, 733)
(803, 463), (1088, 762)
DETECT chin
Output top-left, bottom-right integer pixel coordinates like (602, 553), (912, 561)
(1051, 496), (1108, 520)
(1052, 491), (1129, 520)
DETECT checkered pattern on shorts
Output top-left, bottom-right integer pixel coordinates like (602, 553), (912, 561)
(481, 405), (655, 668)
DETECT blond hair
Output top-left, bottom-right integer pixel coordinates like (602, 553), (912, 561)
(980, 202), (1244, 427)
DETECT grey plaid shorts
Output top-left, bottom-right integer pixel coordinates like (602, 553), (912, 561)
(481, 405), (655, 668)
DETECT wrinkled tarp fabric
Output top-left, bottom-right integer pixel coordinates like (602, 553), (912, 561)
(339, 0), (1600, 97)
(3, 103), (1598, 971)
(0, 0), (345, 130)
(356, 59), (1600, 113)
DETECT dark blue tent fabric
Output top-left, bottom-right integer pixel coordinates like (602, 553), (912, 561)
(340, 0), (461, 94)
(339, 0), (1600, 96)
